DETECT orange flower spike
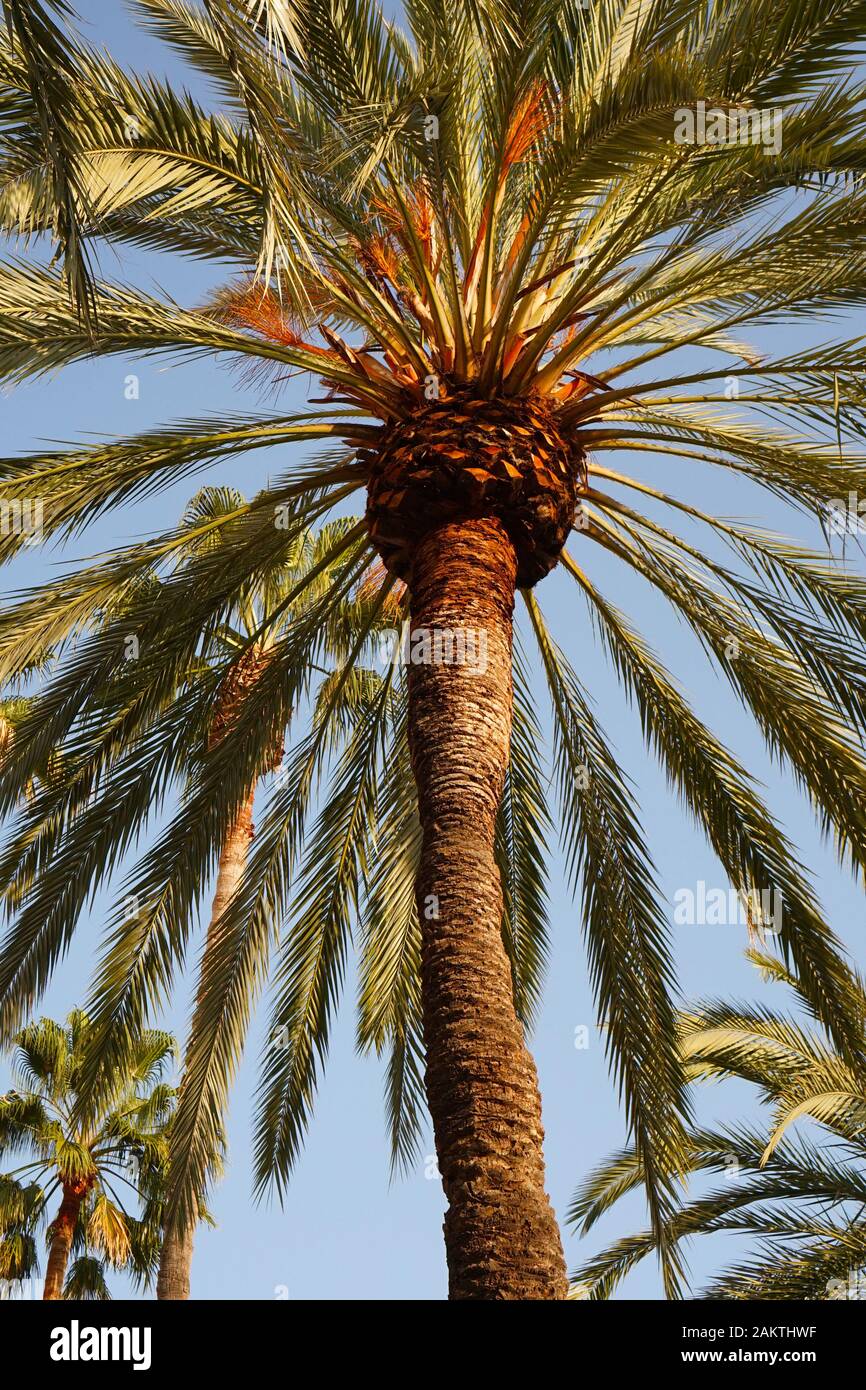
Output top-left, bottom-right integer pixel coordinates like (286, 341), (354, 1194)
(370, 192), (405, 239)
(368, 234), (401, 285)
(214, 283), (331, 357)
(406, 180), (436, 267)
(372, 185), (437, 276)
(465, 81), (548, 314)
(500, 80), (548, 184)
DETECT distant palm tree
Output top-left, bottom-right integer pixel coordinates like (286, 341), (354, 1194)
(1, 0), (866, 1297)
(0, 687), (65, 810)
(570, 948), (866, 1299)
(0, 1010), (175, 1299)
(152, 489), (373, 1299)
(0, 627), (74, 895)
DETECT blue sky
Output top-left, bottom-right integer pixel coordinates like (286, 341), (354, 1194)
(1, 0), (864, 1300)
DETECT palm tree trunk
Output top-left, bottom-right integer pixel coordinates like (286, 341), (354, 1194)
(155, 1222), (196, 1301)
(407, 516), (568, 1300)
(43, 1183), (84, 1300)
(156, 787), (256, 1301)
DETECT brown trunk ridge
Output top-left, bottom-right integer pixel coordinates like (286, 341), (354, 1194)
(407, 515), (568, 1299)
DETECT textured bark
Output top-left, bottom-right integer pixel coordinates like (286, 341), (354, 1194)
(407, 516), (568, 1300)
(156, 788), (256, 1301)
(43, 1183), (85, 1300)
(155, 1221), (196, 1301)
(198, 790), (256, 954)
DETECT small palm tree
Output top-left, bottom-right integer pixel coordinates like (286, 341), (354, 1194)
(570, 948), (866, 1300)
(0, 1010), (175, 1299)
(1, 0), (866, 1298)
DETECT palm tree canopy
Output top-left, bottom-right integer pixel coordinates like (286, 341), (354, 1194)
(570, 948), (866, 1299)
(0, 1009), (176, 1294)
(0, 0), (866, 1291)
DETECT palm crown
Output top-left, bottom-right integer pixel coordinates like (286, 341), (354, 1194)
(0, 1009), (175, 1298)
(0, 0), (865, 1298)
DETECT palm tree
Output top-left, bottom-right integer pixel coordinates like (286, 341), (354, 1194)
(151, 486), (282, 1299)
(570, 948), (866, 1300)
(1, 0), (866, 1298)
(0, 651), (66, 812)
(152, 490), (373, 1299)
(1, 696), (52, 758)
(0, 1009), (175, 1299)
(1, 490), (382, 1298)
